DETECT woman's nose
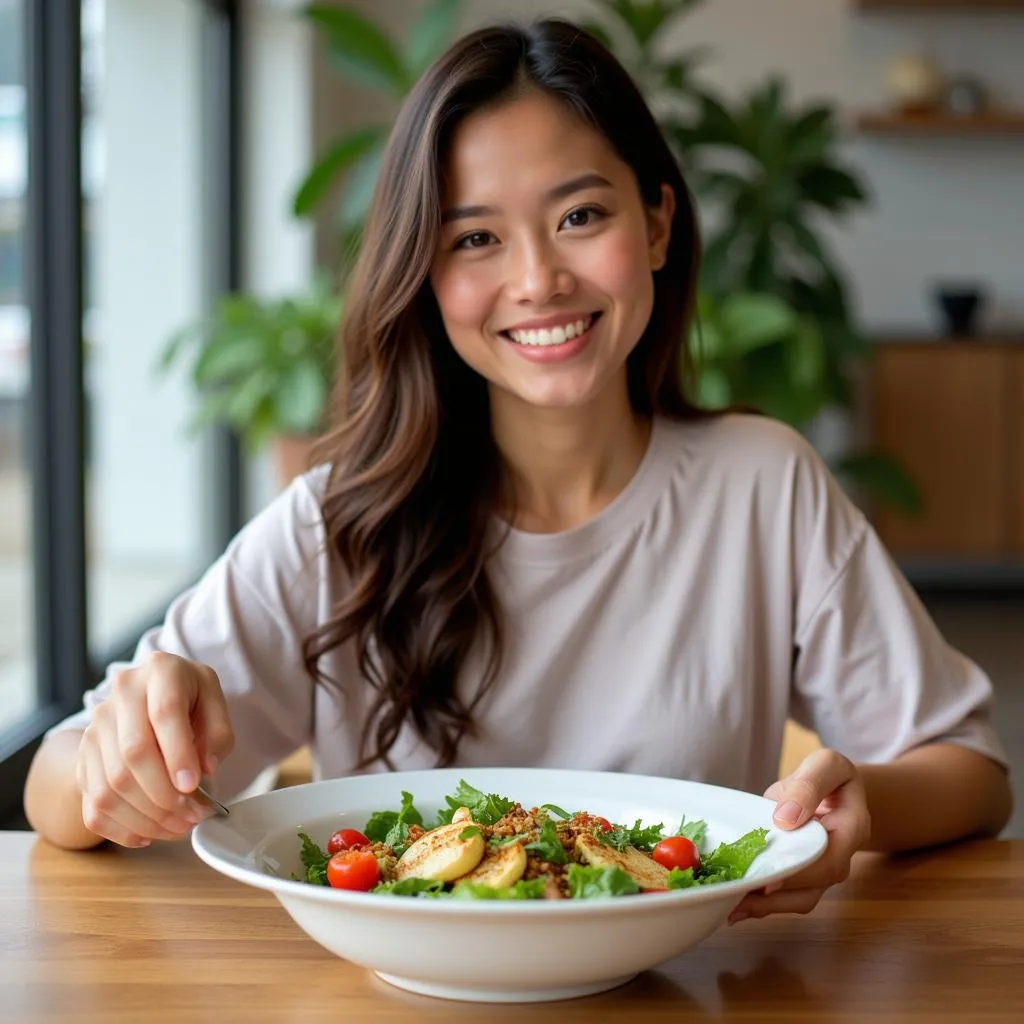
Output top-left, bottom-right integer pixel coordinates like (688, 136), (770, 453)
(506, 239), (574, 305)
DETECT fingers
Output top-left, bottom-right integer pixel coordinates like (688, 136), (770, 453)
(765, 748), (858, 830)
(93, 723), (199, 841)
(146, 655), (204, 794)
(112, 670), (197, 814)
(79, 731), (152, 848)
(192, 664), (235, 778)
(729, 886), (825, 924)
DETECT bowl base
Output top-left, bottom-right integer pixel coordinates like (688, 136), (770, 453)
(374, 970), (638, 1004)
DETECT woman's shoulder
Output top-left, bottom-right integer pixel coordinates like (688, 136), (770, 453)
(662, 410), (866, 550)
(662, 411), (828, 481)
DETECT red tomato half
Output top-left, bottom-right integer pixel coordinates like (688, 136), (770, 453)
(651, 836), (700, 873)
(595, 816), (613, 832)
(326, 849), (381, 891)
(327, 828), (371, 855)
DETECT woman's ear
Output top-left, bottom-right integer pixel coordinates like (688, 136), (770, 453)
(648, 183), (676, 271)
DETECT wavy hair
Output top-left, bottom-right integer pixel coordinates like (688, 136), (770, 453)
(304, 18), (708, 769)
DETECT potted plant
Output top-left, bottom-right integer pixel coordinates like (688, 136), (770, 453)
(159, 274), (341, 487)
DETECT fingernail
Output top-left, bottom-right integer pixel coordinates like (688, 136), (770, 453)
(205, 754), (219, 775)
(728, 912), (748, 926)
(764, 881), (783, 895)
(138, 839), (151, 847)
(775, 801), (803, 826)
(175, 769), (196, 792)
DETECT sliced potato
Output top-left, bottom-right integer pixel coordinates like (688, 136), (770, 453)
(395, 816), (485, 882)
(575, 833), (670, 890)
(454, 841), (527, 889)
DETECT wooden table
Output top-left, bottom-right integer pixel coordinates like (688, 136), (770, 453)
(2, 832), (1022, 1022)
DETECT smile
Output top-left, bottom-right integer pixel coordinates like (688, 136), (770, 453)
(503, 314), (600, 348)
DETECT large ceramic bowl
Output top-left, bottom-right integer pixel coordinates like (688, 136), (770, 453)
(192, 767), (827, 1003)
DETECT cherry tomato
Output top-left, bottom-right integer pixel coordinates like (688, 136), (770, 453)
(326, 849), (381, 891)
(651, 836), (700, 873)
(595, 816), (613, 833)
(327, 828), (371, 855)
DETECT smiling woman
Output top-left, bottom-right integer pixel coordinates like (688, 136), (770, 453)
(25, 18), (1010, 926)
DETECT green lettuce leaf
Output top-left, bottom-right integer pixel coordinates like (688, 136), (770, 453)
(524, 817), (568, 865)
(567, 864), (639, 898)
(700, 827), (770, 881)
(363, 790), (423, 847)
(371, 877), (446, 897)
(449, 879), (548, 900)
(297, 830), (329, 886)
(666, 866), (698, 889)
(675, 816), (708, 848)
(597, 818), (665, 853)
(432, 779), (515, 827)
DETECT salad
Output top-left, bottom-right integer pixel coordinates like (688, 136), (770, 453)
(290, 779), (770, 900)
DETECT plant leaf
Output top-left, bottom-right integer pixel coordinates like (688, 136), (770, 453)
(405, 0), (462, 77)
(785, 317), (825, 389)
(304, 3), (409, 94)
(292, 125), (388, 218)
(274, 359), (327, 434)
(580, 19), (615, 51)
(717, 293), (796, 354)
(339, 137), (387, 231)
(835, 451), (924, 516)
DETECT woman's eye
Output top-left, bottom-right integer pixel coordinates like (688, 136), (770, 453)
(453, 230), (494, 250)
(562, 205), (604, 229)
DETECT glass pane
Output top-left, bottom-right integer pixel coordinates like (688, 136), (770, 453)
(0, 0), (34, 734)
(83, 0), (219, 656)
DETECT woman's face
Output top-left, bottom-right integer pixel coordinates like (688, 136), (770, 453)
(429, 91), (674, 414)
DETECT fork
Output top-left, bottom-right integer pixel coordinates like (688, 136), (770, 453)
(194, 779), (230, 818)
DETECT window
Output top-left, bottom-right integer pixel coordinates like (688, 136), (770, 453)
(0, 0), (241, 824)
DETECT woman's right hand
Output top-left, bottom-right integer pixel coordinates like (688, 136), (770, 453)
(76, 651), (235, 847)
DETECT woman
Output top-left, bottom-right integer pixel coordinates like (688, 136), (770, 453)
(25, 19), (1010, 924)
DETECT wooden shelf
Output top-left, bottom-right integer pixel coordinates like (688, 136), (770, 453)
(855, 111), (1024, 135)
(855, 0), (1024, 10)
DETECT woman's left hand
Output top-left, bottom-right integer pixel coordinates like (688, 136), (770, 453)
(728, 748), (872, 925)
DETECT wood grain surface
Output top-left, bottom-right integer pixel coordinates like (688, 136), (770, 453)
(2, 832), (1022, 1023)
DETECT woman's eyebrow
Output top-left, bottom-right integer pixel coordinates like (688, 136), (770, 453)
(440, 172), (614, 224)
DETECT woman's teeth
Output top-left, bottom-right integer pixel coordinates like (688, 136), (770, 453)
(507, 315), (594, 347)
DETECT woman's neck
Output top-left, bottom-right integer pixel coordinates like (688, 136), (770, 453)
(491, 384), (651, 534)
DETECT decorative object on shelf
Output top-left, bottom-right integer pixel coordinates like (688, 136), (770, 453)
(946, 75), (990, 116)
(931, 283), (986, 337)
(885, 53), (944, 113)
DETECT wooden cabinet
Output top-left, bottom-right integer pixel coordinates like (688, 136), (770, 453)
(869, 342), (1024, 560)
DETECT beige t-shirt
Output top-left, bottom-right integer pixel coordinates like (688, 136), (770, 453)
(50, 414), (1007, 799)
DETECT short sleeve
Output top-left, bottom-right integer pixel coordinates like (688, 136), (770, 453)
(789, 459), (1008, 770)
(46, 469), (331, 799)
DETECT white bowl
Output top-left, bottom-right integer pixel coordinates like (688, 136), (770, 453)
(192, 767), (827, 1003)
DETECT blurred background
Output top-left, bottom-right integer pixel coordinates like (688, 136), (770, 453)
(1, 0), (1021, 833)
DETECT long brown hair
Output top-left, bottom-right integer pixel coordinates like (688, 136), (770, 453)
(305, 18), (708, 770)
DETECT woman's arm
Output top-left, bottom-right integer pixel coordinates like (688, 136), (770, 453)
(857, 742), (1013, 853)
(24, 730), (103, 850)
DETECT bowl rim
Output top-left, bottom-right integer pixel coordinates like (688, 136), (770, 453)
(191, 768), (829, 915)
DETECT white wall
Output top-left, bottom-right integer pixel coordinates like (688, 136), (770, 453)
(319, 0), (1024, 335)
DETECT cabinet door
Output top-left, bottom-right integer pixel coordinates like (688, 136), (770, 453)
(871, 345), (1010, 557)
(1013, 353), (1024, 556)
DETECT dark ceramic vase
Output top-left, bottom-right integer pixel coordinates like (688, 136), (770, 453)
(932, 285), (985, 338)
